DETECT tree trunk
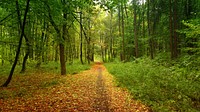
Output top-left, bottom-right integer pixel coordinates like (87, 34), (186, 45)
(121, 2), (125, 61)
(60, 12), (67, 75)
(46, 3), (66, 75)
(59, 43), (66, 75)
(134, 6), (139, 58)
(142, 0), (146, 55)
(20, 43), (30, 73)
(15, 0), (31, 73)
(169, 0), (174, 59)
(80, 12), (83, 64)
(147, 0), (154, 59)
(118, 1), (122, 61)
(110, 11), (113, 61)
(173, 0), (178, 58)
(87, 20), (91, 64)
(1, 0), (30, 87)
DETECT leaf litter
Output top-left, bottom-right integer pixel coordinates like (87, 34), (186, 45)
(0, 63), (151, 112)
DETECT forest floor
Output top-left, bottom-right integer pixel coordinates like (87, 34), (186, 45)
(0, 63), (150, 112)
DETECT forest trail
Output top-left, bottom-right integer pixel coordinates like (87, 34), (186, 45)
(0, 63), (150, 112)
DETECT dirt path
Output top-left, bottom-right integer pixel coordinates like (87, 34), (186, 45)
(91, 63), (150, 112)
(0, 63), (150, 112)
(93, 66), (110, 111)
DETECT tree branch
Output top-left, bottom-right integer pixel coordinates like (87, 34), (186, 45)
(0, 12), (15, 25)
(72, 13), (90, 44)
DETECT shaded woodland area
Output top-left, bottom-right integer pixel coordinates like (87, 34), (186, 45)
(0, 0), (200, 111)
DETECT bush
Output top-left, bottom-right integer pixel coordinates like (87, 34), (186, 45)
(105, 57), (200, 112)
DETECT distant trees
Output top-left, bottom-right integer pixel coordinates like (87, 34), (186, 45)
(99, 0), (200, 61)
(0, 0), (199, 86)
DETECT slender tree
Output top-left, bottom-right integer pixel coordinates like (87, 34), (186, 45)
(46, 2), (66, 75)
(1, 0), (31, 87)
(133, 1), (139, 58)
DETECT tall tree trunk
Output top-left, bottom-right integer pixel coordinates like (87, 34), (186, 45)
(169, 0), (174, 59)
(147, 0), (154, 59)
(17, 6), (30, 73)
(134, 6), (139, 58)
(1, 0), (30, 87)
(80, 12), (83, 64)
(92, 43), (94, 61)
(173, 0), (178, 58)
(110, 11), (113, 60)
(142, 0), (146, 55)
(121, 2), (125, 61)
(100, 33), (104, 62)
(60, 12), (67, 75)
(1, 26), (4, 66)
(87, 20), (91, 64)
(118, 1), (122, 61)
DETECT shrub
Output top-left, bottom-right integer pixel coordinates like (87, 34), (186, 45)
(105, 57), (200, 112)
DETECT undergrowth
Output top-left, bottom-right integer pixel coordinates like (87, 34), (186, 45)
(105, 57), (200, 112)
(41, 60), (90, 74)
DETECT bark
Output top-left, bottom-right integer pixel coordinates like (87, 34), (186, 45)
(173, 0), (178, 58)
(134, 6), (139, 58)
(142, 0), (146, 55)
(121, 2), (125, 61)
(118, 1), (122, 60)
(147, 0), (154, 59)
(59, 43), (66, 75)
(92, 43), (94, 61)
(20, 42), (30, 73)
(1, 0), (30, 87)
(169, 0), (174, 59)
(80, 12), (83, 64)
(87, 36), (91, 64)
(61, 12), (67, 74)
(110, 11), (113, 60)
(87, 20), (91, 64)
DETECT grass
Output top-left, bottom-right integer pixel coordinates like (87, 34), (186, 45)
(40, 60), (90, 74)
(105, 58), (200, 112)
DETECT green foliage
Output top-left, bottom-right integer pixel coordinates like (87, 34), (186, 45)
(0, 60), (90, 77)
(66, 61), (90, 74)
(105, 58), (200, 112)
(178, 19), (200, 55)
(0, 63), (21, 76)
(38, 61), (90, 74)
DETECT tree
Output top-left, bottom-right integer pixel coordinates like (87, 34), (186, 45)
(133, 0), (139, 58)
(1, 0), (30, 87)
(45, 1), (66, 75)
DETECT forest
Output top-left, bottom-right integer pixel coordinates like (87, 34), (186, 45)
(0, 0), (200, 111)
